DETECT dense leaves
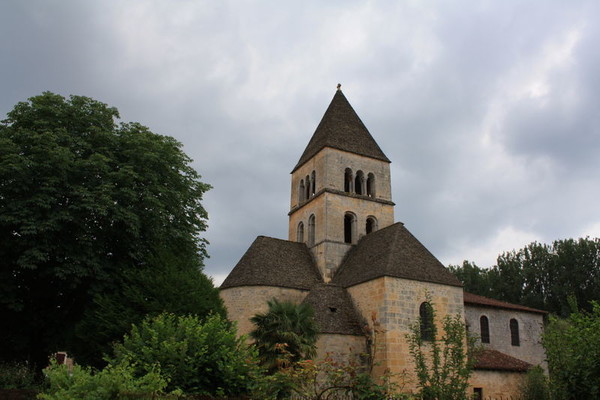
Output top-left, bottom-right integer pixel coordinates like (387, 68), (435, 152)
(542, 302), (600, 400)
(449, 238), (600, 316)
(250, 299), (319, 373)
(109, 313), (258, 396)
(0, 92), (219, 367)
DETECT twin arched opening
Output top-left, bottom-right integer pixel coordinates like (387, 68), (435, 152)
(298, 170), (317, 204)
(344, 168), (376, 197)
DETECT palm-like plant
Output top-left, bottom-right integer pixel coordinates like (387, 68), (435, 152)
(250, 299), (319, 372)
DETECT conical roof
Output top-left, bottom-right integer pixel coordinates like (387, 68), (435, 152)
(332, 222), (462, 288)
(292, 89), (390, 172)
(220, 236), (323, 290)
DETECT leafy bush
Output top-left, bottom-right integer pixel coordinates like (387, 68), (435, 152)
(0, 361), (44, 390)
(38, 361), (167, 400)
(109, 313), (259, 396)
(406, 299), (477, 400)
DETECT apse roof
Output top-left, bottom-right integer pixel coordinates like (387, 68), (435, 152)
(292, 89), (390, 172)
(332, 222), (463, 288)
(220, 236), (323, 290)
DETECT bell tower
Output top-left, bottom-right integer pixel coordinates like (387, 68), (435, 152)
(288, 86), (395, 281)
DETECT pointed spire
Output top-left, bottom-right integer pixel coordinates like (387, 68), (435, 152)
(292, 88), (389, 172)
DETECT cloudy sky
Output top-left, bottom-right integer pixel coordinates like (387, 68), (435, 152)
(2, 1), (599, 285)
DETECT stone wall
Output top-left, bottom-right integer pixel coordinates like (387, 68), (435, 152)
(465, 305), (547, 370)
(347, 277), (465, 391)
(315, 334), (367, 364)
(470, 370), (527, 400)
(220, 286), (309, 336)
(289, 148), (395, 279)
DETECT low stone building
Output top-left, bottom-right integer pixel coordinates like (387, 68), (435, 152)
(220, 87), (547, 399)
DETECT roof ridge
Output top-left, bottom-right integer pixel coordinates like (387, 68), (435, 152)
(463, 292), (547, 314)
(384, 222), (403, 274)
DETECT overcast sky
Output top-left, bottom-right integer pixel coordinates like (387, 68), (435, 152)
(2, 1), (599, 285)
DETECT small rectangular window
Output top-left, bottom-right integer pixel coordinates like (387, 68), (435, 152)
(473, 387), (483, 400)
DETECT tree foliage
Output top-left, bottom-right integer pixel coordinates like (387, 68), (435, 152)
(542, 302), (600, 400)
(0, 92), (220, 367)
(450, 238), (600, 316)
(72, 254), (224, 367)
(406, 301), (476, 400)
(109, 313), (258, 396)
(250, 299), (319, 373)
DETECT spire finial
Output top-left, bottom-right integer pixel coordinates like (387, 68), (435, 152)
(337, 83), (341, 91)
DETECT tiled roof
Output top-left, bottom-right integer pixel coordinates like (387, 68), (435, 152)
(474, 349), (532, 372)
(292, 89), (390, 172)
(464, 292), (547, 315)
(302, 284), (366, 335)
(332, 222), (462, 288)
(220, 236), (323, 290)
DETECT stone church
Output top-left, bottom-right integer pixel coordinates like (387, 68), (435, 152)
(220, 88), (546, 399)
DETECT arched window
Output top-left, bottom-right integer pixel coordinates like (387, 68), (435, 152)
(419, 302), (434, 341)
(510, 319), (520, 346)
(480, 316), (490, 344)
(366, 216), (378, 234)
(299, 180), (305, 203)
(297, 222), (304, 243)
(308, 214), (316, 247)
(305, 175), (311, 200)
(355, 170), (364, 195)
(367, 173), (376, 197)
(311, 170), (316, 196)
(344, 168), (353, 193)
(344, 213), (356, 244)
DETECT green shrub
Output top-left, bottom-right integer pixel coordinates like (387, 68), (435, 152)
(38, 361), (167, 400)
(109, 312), (259, 396)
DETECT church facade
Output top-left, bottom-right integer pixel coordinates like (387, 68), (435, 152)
(220, 88), (546, 399)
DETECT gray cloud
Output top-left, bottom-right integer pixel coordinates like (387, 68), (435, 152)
(1, 0), (599, 283)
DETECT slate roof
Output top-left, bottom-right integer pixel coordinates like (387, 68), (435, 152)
(292, 89), (390, 172)
(474, 349), (532, 372)
(464, 292), (547, 315)
(220, 236), (323, 290)
(302, 284), (365, 335)
(332, 222), (462, 288)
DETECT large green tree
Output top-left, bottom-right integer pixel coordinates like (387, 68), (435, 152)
(0, 92), (222, 368)
(450, 238), (600, 316)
